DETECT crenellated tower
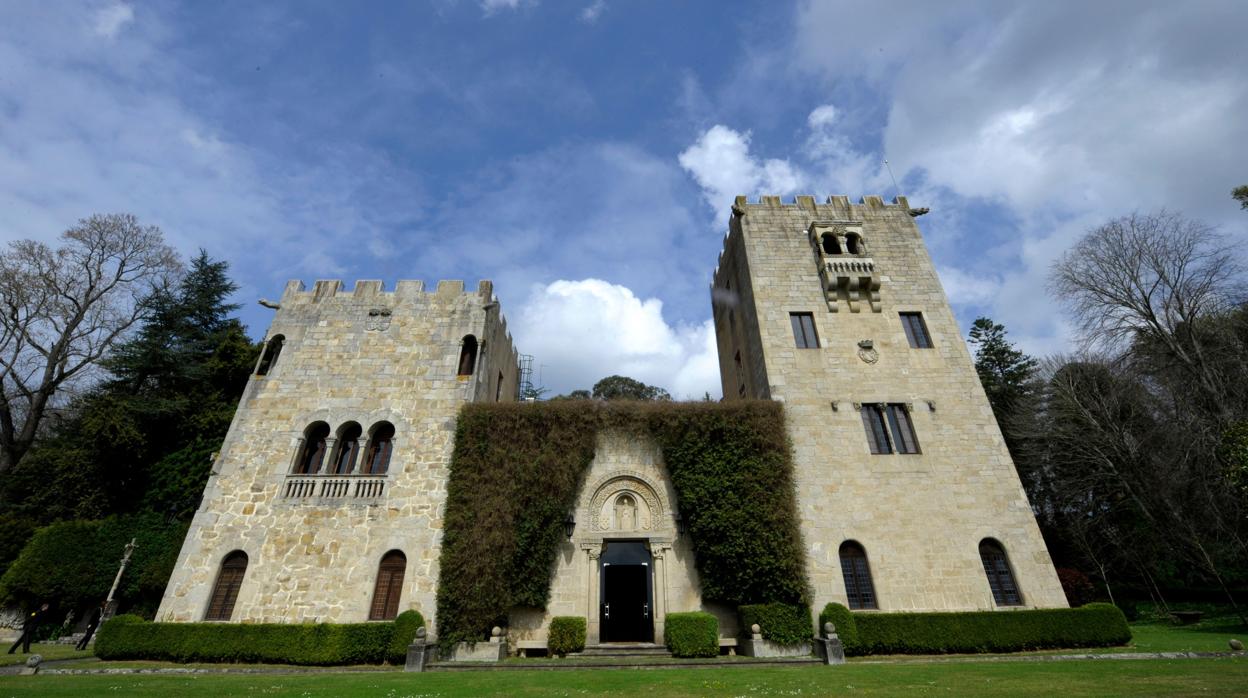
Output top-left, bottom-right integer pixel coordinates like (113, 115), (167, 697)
(712, 195), (1066, 613)
(157, 279), (519, 628)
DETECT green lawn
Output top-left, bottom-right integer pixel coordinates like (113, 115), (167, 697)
(1123, 603), (1248, 654)
(0, 644), (88, 667)
(1, 659), (1246, 696)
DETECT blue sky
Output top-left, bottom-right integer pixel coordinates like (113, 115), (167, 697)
(2, 1), (1246, 398)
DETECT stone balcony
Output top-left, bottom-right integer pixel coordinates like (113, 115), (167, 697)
(282, 474), (387, 502)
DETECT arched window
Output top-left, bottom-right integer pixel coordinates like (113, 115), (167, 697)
(205, 551), (248, 621)
(294, 422), (330, 474)
(369, 550), (406, 620)
(845, 233), (864, 255)
(457, 335), (478, 377)
(821, 233), (842, 255)
(839, 541), (878, 610)
(979, 539), (1022, 606)
(256, 335), (285, 375)
(362, 422), (395, 475)
(329, 422), (362, 475)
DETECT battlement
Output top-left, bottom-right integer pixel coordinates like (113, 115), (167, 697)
(732, 194), (911, 211)
(278, 279), (497, 304)
(712, 195), (917, 285)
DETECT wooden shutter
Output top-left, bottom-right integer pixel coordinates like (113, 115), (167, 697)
(369, 552), (406, 620)
(206, 552), (248, 621)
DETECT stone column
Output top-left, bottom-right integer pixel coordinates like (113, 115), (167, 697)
(583, 544), (602, 644)
(651, 546), (668, 644)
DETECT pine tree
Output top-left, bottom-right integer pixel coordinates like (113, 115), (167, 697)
(968, 317), (1038, 453)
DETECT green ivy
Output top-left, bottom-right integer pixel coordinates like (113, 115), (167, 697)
(435, 400), (808, 650)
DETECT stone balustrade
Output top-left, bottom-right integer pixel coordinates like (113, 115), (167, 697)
(282, 475), (386, 500)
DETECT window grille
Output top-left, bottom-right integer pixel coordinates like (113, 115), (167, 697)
(839, 542), (878, 610)
(979, 539), (1022, 606)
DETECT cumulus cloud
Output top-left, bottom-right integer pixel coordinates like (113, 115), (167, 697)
(782, 0), (1248, 351)
(511, 279), (721, 399)
(92, 2), (134, 39)
(678, 125), (806, 211)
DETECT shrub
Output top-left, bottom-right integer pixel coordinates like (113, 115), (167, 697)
(1056, 568), (1097, 607)
(95, 616), (408, 665)
(547, 616), (587, 656)
(738, 603), (812, 646)
(818, 603), (860, 655)
(664, 612), (719, 658)
(851, 603), (1131, 655)
(386, 610), (426, 664)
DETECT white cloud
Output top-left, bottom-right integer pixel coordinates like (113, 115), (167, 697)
(678, 125), (806, 212)
(481, 0), (528, 16)
(511, 279), (721, 399)
(581, 0), (607, 23)
(92, 2), (134, 39)
(788, 0), (1248, 351)
(806, 104), (837, 129)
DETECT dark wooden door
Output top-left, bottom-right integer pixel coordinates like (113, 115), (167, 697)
(600, 564), (652, 642)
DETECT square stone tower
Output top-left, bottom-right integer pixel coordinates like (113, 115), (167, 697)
(712, 195), (1066, 613)
(157, 279), (519, 629)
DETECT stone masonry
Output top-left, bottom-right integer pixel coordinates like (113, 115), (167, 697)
(712, 195), (1067, 613)
(156, 279), (519, 632)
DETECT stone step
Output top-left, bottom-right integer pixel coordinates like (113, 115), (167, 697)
(575, 643), (672, 658)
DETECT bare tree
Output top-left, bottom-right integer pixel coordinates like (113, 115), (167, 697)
(0, 214), (180, 476)
(1050, 211), (1245, 417)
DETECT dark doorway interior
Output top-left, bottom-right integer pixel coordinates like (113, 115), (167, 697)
(599, 541), (653, 642)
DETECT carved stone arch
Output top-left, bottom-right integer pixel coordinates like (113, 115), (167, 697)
(586, 471), (668, 533)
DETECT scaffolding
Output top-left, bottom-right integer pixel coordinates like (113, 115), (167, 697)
(518, 354), (536, 400)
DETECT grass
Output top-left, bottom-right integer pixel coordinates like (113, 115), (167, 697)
(0, 659), (1246, 696)
(0, 643), (89, 667)
(1122, 602), (1248, 654)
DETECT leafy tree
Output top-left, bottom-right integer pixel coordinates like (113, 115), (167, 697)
(591, 375), (671, 401)
(1234, 185), (1248, 210)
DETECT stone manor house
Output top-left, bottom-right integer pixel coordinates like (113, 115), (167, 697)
(157, 195), (1066, 647)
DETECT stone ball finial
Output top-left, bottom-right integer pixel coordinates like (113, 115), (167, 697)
(416, 627), (427, 639)
(1230, 638), (1244, 651)
(750, 623), (761, 635)
(492, 626), (502, 637)
(25, 655), (42, 668)
(824, 621), (836, 635)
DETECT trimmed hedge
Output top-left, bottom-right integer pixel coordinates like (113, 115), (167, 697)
(850, 603), (1131, 655)
(818, 603), (860, 654)
(738, 603), (812, 646)
(96, 613), (426, 665)
(664, 612), (719, 658)
(548, 616), (586, 656)
(388, 610), (426, 664)
(436, 401), (808, 650)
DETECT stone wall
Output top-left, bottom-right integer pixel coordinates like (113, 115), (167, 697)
(156, 279), (519, 633)
(712, 195), (1067, 613)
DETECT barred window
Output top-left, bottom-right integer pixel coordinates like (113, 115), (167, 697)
(205, 551), (247, 621)
(839, 541), (878, 610)
(979, 539), (1022, 606)
(369, 550), (406, 620)
(900, 313), (932, 349)
(790, 312), (819, 349)
(859, 403), (920, 455)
